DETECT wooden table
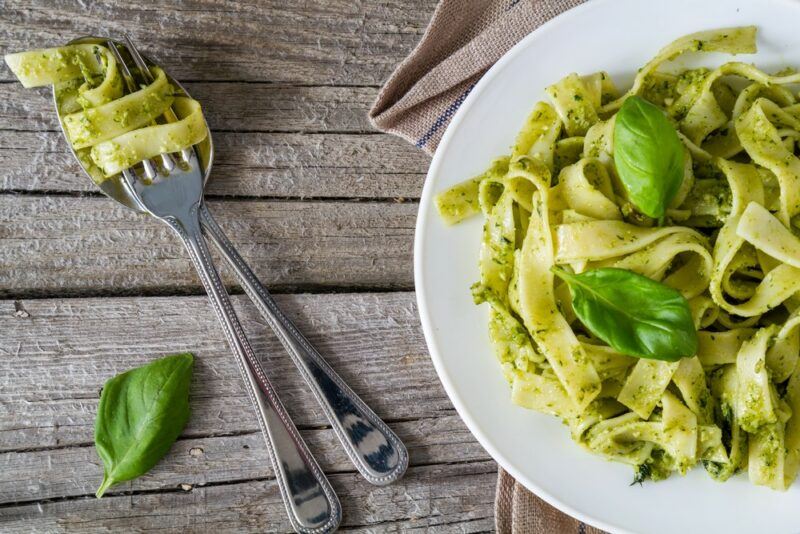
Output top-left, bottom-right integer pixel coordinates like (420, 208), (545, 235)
(0, 2), (497, 531)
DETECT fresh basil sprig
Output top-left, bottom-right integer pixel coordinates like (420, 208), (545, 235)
(95, 353), (194, 497)
(552, 267), (697, 361)
(613, 95), (684, 221)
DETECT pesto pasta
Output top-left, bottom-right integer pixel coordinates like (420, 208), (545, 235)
(4, 44), (207, 183)
(436, 26), (800, 489)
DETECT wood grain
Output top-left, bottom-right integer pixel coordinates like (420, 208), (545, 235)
(1, 0), (438, 85)
(0, 462), (497, 533)
(0, 293), (459, 450)
(0, 416), (487, 504)
(0, 4), (433, 200)
(0, 293), (494, 530)
(0, 195), (417, 297)
(0, 83), (381, 133)
(0, 130), (428, 198)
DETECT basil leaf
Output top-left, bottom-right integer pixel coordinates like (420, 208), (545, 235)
(95, 353), (193, 497)
(552, 267), (697, 361)
(613, 95), (684, 220)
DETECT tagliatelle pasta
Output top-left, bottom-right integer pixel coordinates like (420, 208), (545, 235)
(91, 97), (207, 176)
(5, 44), (208, 182)
(437, 26), (800, 489)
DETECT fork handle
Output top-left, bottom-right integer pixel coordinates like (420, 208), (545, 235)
(165, 203), (341, 534)
(199, 204), (408, 485)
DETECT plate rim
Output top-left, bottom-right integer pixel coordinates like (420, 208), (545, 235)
(413, 0), (800, 531)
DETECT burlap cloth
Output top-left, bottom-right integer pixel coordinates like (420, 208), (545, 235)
(370, 0), (610, 532)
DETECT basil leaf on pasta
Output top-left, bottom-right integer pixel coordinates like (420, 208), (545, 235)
(613, 95), (684, 220)
(552, 267), (697, 361)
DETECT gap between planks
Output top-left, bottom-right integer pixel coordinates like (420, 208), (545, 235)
(0, 131), (429, 199)
(0, 463), (497, 533)
(0, 411), (460, 456)
(0, 293), (474, 453)
(0, 292), (496, 526)
(2, 0), (440, 86)
(0, 190), (421, 204)
(0, 195), (419, 297)
(0, 458), (497, 510)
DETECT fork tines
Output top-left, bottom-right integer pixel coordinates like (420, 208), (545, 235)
(123, 35), (192, 164)
(104, 36), (191, 186)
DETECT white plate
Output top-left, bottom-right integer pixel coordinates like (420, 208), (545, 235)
(414, 0), (800, 532)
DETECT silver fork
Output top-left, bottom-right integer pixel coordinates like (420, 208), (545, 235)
(118, 41), (407, 491)
(107, 43), (339, 533)
(104, 38), (405, 532)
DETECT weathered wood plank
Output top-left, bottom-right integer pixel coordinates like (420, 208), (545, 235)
(0, 131), (427, 198)
(0, 293), (495, 528)
(0, 462), (497, 533)
(0, 415), (488, 504)
(0, 83), (381, 133)
(0, 293), (462, 451)
(0, 196), (416, 296)
(1, 0), (438, 85)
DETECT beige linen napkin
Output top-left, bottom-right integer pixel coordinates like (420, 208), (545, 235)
(496, 468), (607, 533)
(370, 0), (585, 152)
(370, 0), (609, 532)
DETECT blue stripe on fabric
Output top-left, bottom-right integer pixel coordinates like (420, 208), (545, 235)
(415, 0), (525, 149)
(415, 82), (477, 149)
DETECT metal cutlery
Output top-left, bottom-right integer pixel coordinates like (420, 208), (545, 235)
(55, 35), (408, 533)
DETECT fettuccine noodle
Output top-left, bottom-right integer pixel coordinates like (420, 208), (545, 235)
(5, 44), (208, 182)
(437, 26), (800, 489)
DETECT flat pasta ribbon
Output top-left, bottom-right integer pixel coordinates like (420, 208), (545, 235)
(434, 26), (800, 490)
(5, 44), (208, 182)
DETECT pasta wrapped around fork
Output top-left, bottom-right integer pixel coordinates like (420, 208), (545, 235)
(5, 44), (207, 182)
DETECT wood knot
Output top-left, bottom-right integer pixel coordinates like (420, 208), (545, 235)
(13, 301), (30, 318)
